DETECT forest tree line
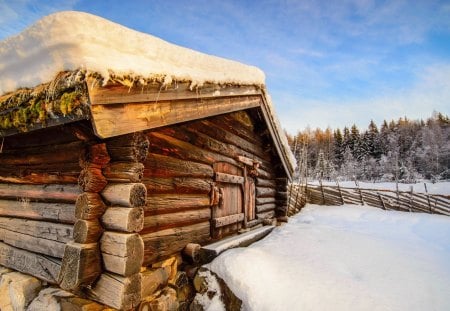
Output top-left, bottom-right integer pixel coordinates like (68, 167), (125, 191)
(286, 112), (450, 182)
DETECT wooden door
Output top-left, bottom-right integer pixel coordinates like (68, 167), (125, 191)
(211, 162), (244, 239)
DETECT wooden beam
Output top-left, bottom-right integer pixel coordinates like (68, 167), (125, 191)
(101, 207), (144, 233)
(86, 272), (141, 310)
(144, 153), (214, 178)
(0, 228), (66, 258)
(59, 242), (101, 290)
(100, 232), (144, 276)
(143, 177), (212, 194)
(103, 162), (144, 183)
(73, 219), (104, 243)
(90, 95), (262, 138)
(0, 217), (73, 243)
(75, 192), (107, 220)
(0, 183), (80, 203)
(213, 213), (244, 228)
(215, 172), (244, 184)
(101, 183), (147, 207)
(0, 200), (76, 224)
(145, 194), (210, 214)
(142, 208), (210, 232)
(0, 242), (61, 284)
(147, 131), (239, 166)
(141, 222), (210, 265)
(88, 80), (261, 105)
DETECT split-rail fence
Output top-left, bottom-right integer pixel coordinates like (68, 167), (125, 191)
(288, 183), (450, 217)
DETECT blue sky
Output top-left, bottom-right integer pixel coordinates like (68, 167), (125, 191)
(1, 0), (449, 133)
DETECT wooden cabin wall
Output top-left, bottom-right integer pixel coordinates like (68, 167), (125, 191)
(140, 110), (284, 266)
(0, 125), (86, 284)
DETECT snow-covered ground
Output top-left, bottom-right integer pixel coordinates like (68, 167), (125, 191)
(206, 205), (450, 311)
(309, 180), (450, 196)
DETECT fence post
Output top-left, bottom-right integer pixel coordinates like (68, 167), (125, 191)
(378, 192), (386, 210)
(356, 181), (364, 205)
(424, 183), (432, 214)
(409, 186), (413, 212)
(337, 181), (344, 205)
(320, 180), (325, 205)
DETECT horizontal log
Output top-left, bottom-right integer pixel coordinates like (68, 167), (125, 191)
(256, 197), (276, 205)
(213, 213), (244, 228)
(141, 267), (169, 298)
(0, 242), (61, 284)
(101, 183), (147, 207)
(103, 162), (144, 183)
(0, 183), (80, 203)
(256, 187), (276, 198)
(143, 177), (212, 194)
(255, 178), (276, 188)
(73, 219), (104, 243)
(161, 125), (271, 169)
(148, 132), (238, 166)
(209, 112), (263, 146)
(0, 217), (73, 243)
(0, 172), (79, 185)
(0, 228), (66, 258)
(86, 272), (142, 310)
(143, 153), (214, 178)
(0, 141), (82, 165)
(59, 242), (101, 290)
(78, 165), (107, 193)
(256, 168), (275, 180)
(257, 210), (275, 219)
(100, 232), (144, 276)
(187, 120), (267, 160)
(142, 222), (210, 265)
(276, 191), (288, 200)
(101, 207), (144, 233)
(106, 132), (150, 163)
(246, 218), (263, 228)
(256, 203), (276, 213)
(75, 192), (107, 220)
(145, 194), (211, 214)
(81, 143), (110, 168)
(143, 208), (210, 233)
(0, 199), (76, 224)
(215, 172), (244, 184)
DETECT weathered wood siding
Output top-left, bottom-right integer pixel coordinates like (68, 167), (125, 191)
(0, 126), (84, 284)
(140, 110), (286, 264)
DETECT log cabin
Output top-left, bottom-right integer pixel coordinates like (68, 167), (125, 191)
(0, 11), (295, 309)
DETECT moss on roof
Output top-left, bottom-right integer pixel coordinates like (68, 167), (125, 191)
(0, 70), (91, 133)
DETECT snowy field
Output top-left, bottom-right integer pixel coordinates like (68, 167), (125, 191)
(206, 205), (450, 311)
(309, 180), (450, 196)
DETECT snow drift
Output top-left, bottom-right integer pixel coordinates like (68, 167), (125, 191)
(208, 205), (450, 311)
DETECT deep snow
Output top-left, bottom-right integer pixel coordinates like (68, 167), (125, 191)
(207, 205), (450, 311)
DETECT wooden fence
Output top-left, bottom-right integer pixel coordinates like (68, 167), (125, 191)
(288, 183), (450, 216)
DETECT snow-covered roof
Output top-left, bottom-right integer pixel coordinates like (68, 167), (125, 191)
(0, 11), (295, 176)
(0, 11), (265, 95)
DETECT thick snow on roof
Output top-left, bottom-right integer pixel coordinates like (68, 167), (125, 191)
(0, 11), (265, 95)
